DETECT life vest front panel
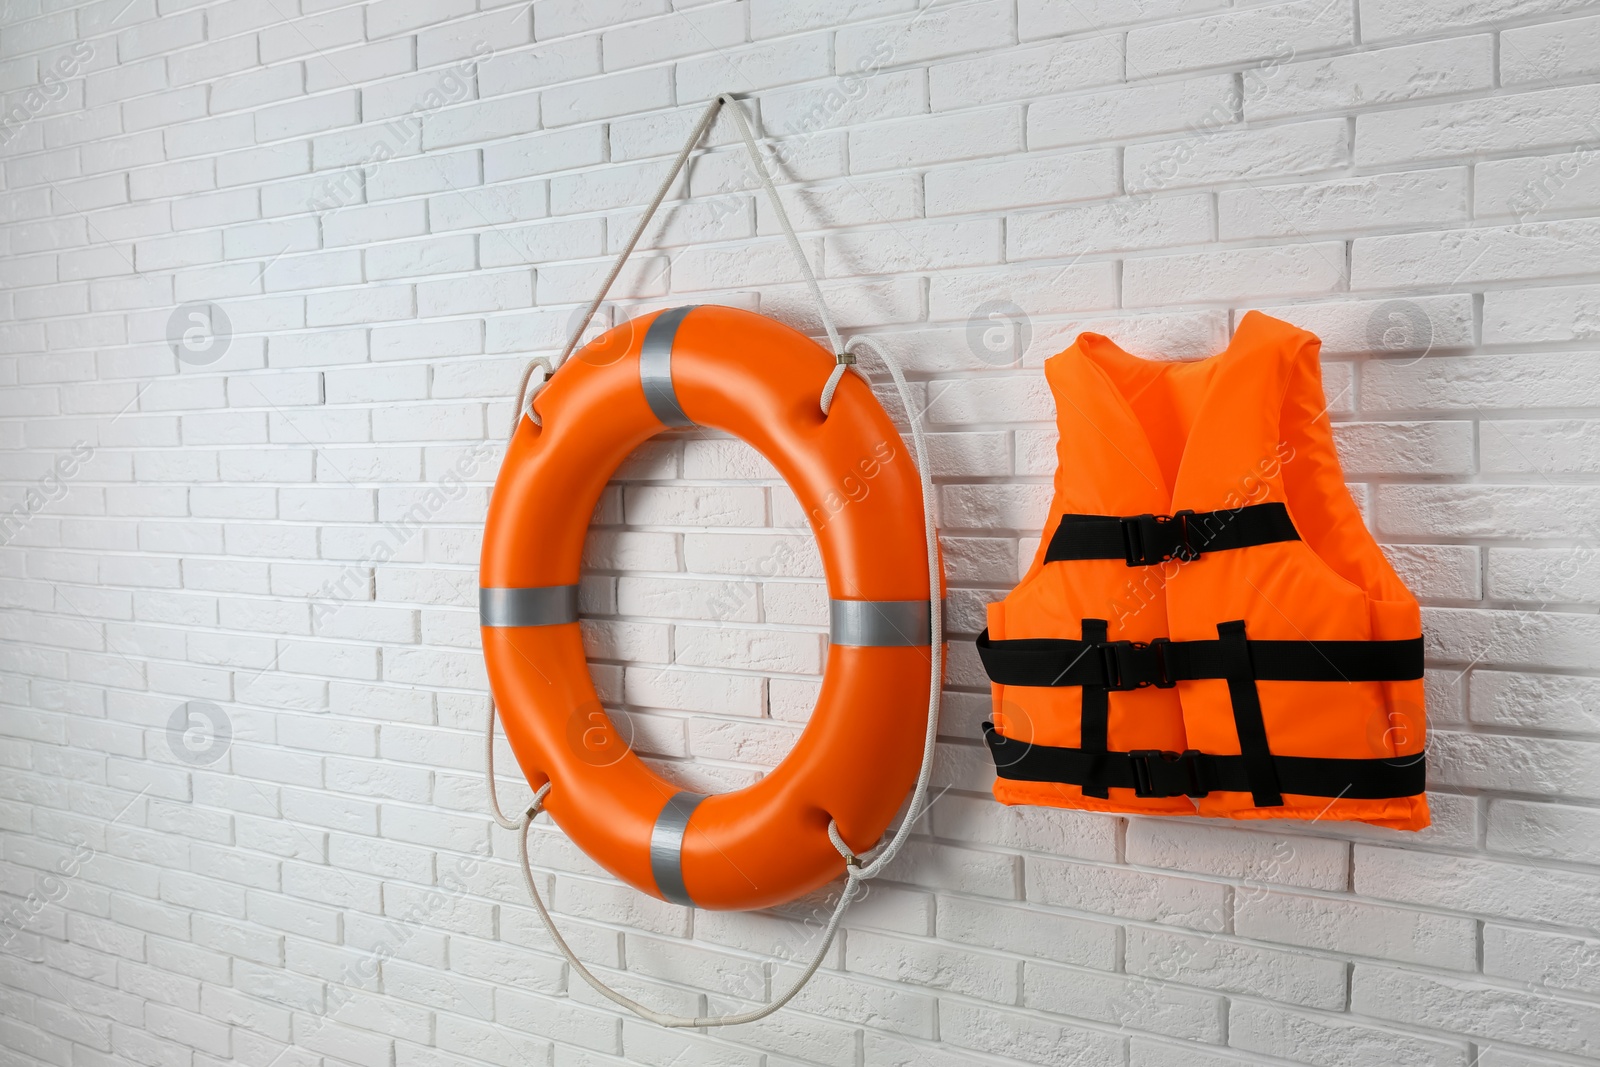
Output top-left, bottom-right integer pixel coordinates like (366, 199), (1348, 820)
(981, 311), (1428, 830)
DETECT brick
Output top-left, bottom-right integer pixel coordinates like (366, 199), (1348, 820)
(1502, 12), (1600, 83)
(307, 39), (415, 93)
(1247, 36), (1495, 120)
(1364, 351), (1600, 412)
(1127, 119), (1349, 195)
(749, 0), (910, 38)
(255, 90), (360, 142)
(417, 271), (531, 317)
(1011, 193), (1213, 260)
(1484, 923), (1600, 996)
(840, 0), (1014, 70)
(1025, 958), (1227, 1041)
(1378, 484), (1597, 540)
(1024, 73), (1235, 150)
(260, 8), (364, 64)
(211, 64), (305, 115)
(759, 68), (927, 137)
(1386, 543), (1483, 600)
(931, 793), (1120, 862)
(1129, 820), (1349, 890)
(542, 67), (672, 127)
(170, 38), (258, 88)
(1030, 856), (1229, 931)
(931, 36), (1121, 111)
(1361, 0), (1595, 42)
(1336, 420), (1475, 476)
(1484, 282), (1600, 343)
(926, 147), (1118, 217)
(1020, 0), (1227, 38)
(1356, 843), (1600, 928)
(850, 106), (1024, 174)
(1230, 998), (1469, 1067)
(1357, 83), (1600, 167)
(827, 218), (1003, 275)
(1487, 544), (1600, 601)
(603, 5), (744, 71)
(1487, 798), (1600, 865)
(1236, 889), (1478, 970)
(1353, 963), (1600, 1058)
(418, 11), (528, 68)
(478, 39), (601, 100)
(875, 838), (1020, 899)
(1220, 169), (1469, 240)
(846, 929), (1018, 1001)
(938, 998), (1126, 1064)
(677, 36), (832, 104)
(1428, 605), (1600, 673)
(421, 94), (542, 151)
(1127, 0), (1355, 78)
(1124, 242), (1348, 306)
(1471, 670), (1600, 736)
(937, 895), (1117, 970)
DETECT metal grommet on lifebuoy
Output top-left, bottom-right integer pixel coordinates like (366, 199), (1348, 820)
(481, 303), (941, 912)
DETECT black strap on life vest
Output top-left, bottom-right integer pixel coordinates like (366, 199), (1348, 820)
(975, 628), (1423, 690)
(1078, 619), (1111, 799)
(1217, 619), (1282, 806)
(982, 724), (1425, 801)
(1045, 502), (1300, 567)
(977, 623), (1425, 804)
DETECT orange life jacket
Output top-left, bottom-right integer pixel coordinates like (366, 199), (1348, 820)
(978, 311), (1429, 830)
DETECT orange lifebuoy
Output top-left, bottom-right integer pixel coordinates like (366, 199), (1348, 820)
(480, 304), (938, 911)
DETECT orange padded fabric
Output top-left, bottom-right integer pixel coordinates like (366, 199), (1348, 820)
(987, 311), (1428, 830)
(481, 305), (938, 909)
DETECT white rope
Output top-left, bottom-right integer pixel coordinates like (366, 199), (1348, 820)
(715, 91), (845, 371)
(482, 92), (944, 1029)
(483, 700), (524, 833)
(484, 702), (865, 1028)
(512, 92), (853, 435)
(515, 782), (863, 1028)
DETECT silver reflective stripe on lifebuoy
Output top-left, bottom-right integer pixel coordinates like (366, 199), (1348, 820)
(480, 586), (580, 627)
(649, 791), (708, 906)
(829, 599), (933, 647)
(640, 305), (698, 428)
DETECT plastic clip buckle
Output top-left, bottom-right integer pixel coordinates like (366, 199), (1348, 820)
(1129, 749), (1209, 798)
(1097, 638), (1177, 691)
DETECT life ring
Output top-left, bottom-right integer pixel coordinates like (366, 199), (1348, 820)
(480, 304), (938, 911)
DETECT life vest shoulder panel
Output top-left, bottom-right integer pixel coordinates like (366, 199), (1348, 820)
(979, 311), (1428, 830)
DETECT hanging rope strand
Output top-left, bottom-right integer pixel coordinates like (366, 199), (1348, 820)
(483, 698), (866, 1028)
(512, 93), (854, 435)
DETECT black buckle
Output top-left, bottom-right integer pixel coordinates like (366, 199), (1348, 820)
(1096, 637), (1177, 690)
(1170, 509), (1201, 561)
(1121, 512), (1201, 566)
(1129, 749), (1209, 798)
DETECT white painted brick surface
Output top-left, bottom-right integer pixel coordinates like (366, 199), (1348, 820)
(0, 3), (1596, 1066)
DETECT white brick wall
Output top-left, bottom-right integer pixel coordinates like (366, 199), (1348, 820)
(1, 1), (1598, 1065)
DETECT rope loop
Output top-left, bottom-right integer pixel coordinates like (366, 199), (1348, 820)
(526, 781), (550, 821)
(827, 820), (862, 872)
(518, 358), (553, 427)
